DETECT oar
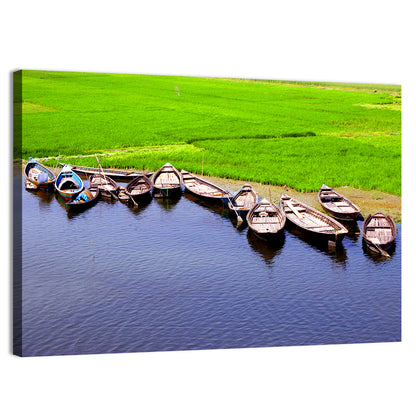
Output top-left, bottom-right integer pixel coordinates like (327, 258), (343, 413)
(126, 189), (138, 207)
(226, 194), (243, 225)
(369, 240), (391, 258)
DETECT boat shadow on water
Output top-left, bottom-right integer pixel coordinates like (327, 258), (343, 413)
(24, 186), (55, 205)
(362, 239), (397, 263)
(246, 229), (285, 266)
(342, 221), (362, 243)
(153, 191), (182, 211)
(184, 192), (231, 218)
(285, 222), (348, 265)
(122, 197), (152, 216)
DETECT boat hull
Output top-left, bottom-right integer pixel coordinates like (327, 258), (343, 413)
(57, 189), (83, 202)
(227, 184), (258, 220)
(281, 193), (347, 244)
(318, 185), (361, 222)
(184, 185), (230, 204)
(26, 179), (55, 189)
(67, 188), (100, 211)
(153, 186), (182, 198)
(24, 158), (56, 189)
(319, 205), (361, 222)
(181, 170), (232, 204)
(60, 163), (152, 181)
(361, 212), (397, 255)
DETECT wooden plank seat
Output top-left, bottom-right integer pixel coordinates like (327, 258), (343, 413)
(306, 225), (335, 232)
(252, 217), (279, 224)
(369, 237), (381, 244)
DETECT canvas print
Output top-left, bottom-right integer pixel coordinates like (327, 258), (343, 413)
(13, 70), (401, 357)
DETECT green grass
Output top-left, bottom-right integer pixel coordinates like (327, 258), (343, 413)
(16, 70), (401, 195)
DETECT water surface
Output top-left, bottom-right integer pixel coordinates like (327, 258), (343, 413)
(18, 176), (401, 356)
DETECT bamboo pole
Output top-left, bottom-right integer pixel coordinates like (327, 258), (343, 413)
(95, 154), (118, 200)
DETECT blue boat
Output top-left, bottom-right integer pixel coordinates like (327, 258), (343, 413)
(24, 157), (56, 189)
(55, 165), (84, 201)
(67, 185), (100, 211)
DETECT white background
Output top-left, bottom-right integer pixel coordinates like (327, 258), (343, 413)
(2, 1), (415, 414)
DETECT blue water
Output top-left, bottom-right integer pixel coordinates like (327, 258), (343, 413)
(18, 176), (401, 356)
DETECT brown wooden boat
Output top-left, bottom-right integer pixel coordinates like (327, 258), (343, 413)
(361, 212), (396, 255)
(247, 199), (286, 241)
(227, 184), (258, 218)
(59, 162), (152, 181)
(89, 173), (119, 199)
(280, 193), (347, 243)
(152, 163), (183, 197)
(124, 174), (153, 202)
(67, 185), (100, 211)
(318, 184), (361, 221)
(181, 170), (232, 203)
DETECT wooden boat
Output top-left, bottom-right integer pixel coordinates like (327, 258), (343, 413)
(247, 199), (286, 241)
(124, 174), (153, 202)
(67, 185), (100, 211)
(361, 212), (396, 256)
(181, 170), (232, 203)
(227, 184), (258, 217)
(280, 193), (347, 243)
(318, 184), (361, 221)
(89, 173), (119, 199)
(152, 163), (183, 197)
(55, 165), (84, 201)
(59, 162), (153, 181)
(24, 157), (56, 189)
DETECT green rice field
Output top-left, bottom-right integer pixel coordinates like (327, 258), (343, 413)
(15, 70), (401, 195)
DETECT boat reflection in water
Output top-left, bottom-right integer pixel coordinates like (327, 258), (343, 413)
(284, 221), (347, 265)
(246, 228), (285, 266)
(342, 221), (361, 243)
(122, 197), (152, 217)
(184, 192), (230, 219)
(153, 190), (182, 211)
(25, 185), (55, 206)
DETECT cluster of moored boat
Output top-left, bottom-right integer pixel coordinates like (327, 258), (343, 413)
(24, 158), (397, 257)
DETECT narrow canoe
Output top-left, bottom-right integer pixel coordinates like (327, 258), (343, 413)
(59, 163), (152, 181)
(361, 212), (397, 254)
(152, 163), (183, 197)
(55, 165), (84, 201)
(24, 157), (56, 189)
(67, 186), (100, 211)
(181, 170), (232, 203)
(247, 199), (286, 241)
(89, 173), (119, 199)
(318, 184), (361, 221)
(280, 193), (347, 242)
(227, 184), (258, 217)
(125, 174), (153, 202)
